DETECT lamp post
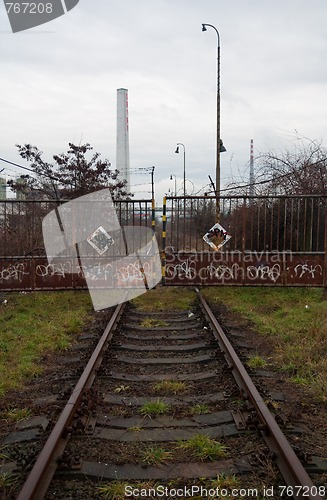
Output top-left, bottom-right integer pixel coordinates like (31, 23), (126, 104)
(175, 143), (186, 197)
(202, 23), (222, 222)
(170, 174), (177, 196)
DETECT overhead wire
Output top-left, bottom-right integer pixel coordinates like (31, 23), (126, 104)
(0, 156), (59, 181)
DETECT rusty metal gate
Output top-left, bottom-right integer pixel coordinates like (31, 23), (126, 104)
(0, 195), (326, 291)
(0, 198), (157, 291)
(161, 195), (327, 288)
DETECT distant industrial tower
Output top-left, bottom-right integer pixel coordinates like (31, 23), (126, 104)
(0, 177), (6, 199)
(116, 88), (130, 195)
(249, 139), (254, 196)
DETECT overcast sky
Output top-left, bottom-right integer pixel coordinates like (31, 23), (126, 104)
(1, 0), (327, 201)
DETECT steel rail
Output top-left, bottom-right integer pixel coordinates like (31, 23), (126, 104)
(17, 302), (125, 500)
(196, 288), (324, 500)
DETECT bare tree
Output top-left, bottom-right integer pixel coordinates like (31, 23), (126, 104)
(223, 136), (327, 197)
(219, 136), (326, 252)
(256, 137), (327, 196)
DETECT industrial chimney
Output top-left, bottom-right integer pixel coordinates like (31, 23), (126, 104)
(116, 88), (130, 195)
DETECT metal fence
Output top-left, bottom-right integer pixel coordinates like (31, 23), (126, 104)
(162, 195), (327, 287)
(163, 195), (326, 253)
(0, 195), (326, 290)
(0, 198), (155, 257)
(0, 198), (157, 291)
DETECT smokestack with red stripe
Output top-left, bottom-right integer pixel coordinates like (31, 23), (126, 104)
(116, 88), (130, 195)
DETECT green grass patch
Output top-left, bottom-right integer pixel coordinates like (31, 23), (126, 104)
(0, 472), (19, 495)
(1, 407), (31, 422)
(210, 473), (241, 489)
(140, 446), (173, 466)
(139, 399), (170, 417)
(247, 355), (268, 369)
(97, 481), (158, 499)
(178, 434), (228, 461)
(202, 287), (327, 402)
(132, 286), (194, 311)
(0, 292), (92, 396)
(190, 403), (210, 415)
(97, 481), (129, 499)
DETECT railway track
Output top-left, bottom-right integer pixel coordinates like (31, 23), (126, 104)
(1, 289), (325, 499)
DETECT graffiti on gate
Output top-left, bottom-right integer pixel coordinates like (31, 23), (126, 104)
(35, 262), (73, 278)
(289, 263), (323, 279)
(0, 262), (29, 283)
(166, 258), (282, 283)
(165, 255), (324, 285)
(0, 257), (157, 287)
(0, 254), (325, 288)
(206, 262), (281, 282)
(116, 261), (152, 285)
(166, 260), (197, 280)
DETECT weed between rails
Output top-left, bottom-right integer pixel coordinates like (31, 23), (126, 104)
(152, 380), (188, 395)
(178, 434), (228, 461)
(140, 318), (168, 328)
(139, 400), (170, 417)
(141, 446), (173, 466)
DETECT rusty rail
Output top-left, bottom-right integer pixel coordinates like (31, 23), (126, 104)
(17, 302), (125, 500)
(196, 288), (324, 500)
(15, 290), (324, 499)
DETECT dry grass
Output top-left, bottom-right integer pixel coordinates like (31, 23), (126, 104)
(131, 286), (195, 311)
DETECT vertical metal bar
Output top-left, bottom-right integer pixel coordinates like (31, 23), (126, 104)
(177, 198), (181, 251)
(31, 256), (36, 291)
(283, 198), (287, 253)
(151, 197), (155, 232)
(316, 198), (320, 252)
(189, 198), (192, 251)
(241, 197), (247, 284)
(161, 196), (167, 285)
(303, 198), (307, 251)
(296, 198), (300, 252)
(263, 199), (267, 250)
(248, 198), (253, 250)
(256, 202), (260, 250)
(4, 200), (7, 255)
(270, 200), (274, 251)
(276, 199), (281, 251)
(290, 198), (294, 251)
(228, 198), (232, 251)
(183, 196), (186, 250)
(309, 197), (314, 252)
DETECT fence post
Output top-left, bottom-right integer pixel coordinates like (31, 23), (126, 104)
(241, 197), (247, 284)
(161, 197), (167, 285)
(151, 198), (156, 232)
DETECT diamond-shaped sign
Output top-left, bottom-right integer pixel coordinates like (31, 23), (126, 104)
(87, 226), (114, 255)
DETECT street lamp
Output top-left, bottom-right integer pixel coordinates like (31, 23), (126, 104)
(202, 23), (225, 221)
(175, 143), (186, 196)
(170, 174), (177, 196)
